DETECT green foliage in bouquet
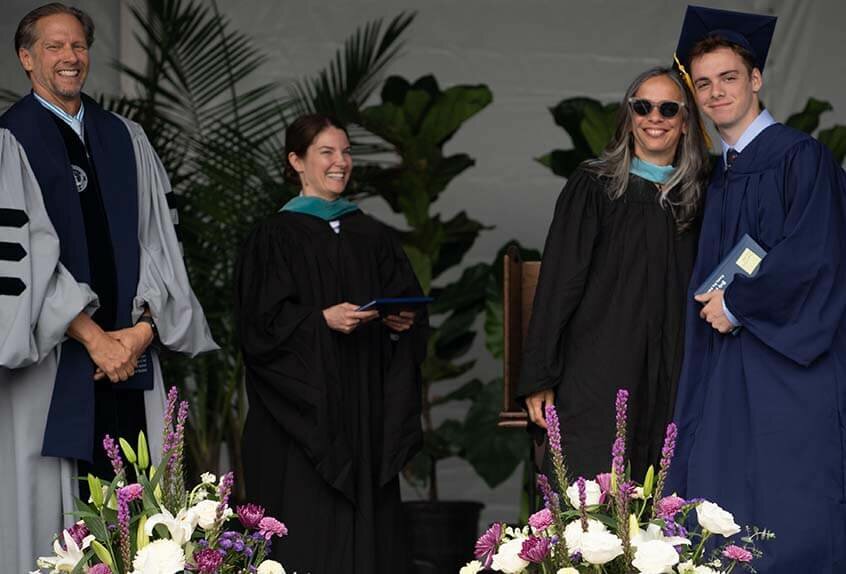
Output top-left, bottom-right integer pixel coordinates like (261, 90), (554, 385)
(463, 389), (774, 574)
(31, 388), (289, 574)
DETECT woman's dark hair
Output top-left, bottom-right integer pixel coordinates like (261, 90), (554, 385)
(284, 114), (349, 184)
(15, 2), (95, 54)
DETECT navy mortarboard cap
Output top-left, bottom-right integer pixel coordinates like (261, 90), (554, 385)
(675, 5), (777, 73)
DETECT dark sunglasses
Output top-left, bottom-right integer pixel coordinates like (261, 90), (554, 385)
(628, 98), (685, 118)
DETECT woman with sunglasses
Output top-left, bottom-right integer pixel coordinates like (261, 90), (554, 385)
(517, 67), (709, 483)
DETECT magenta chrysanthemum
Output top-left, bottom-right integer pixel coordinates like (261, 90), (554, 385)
(236, 503), (266, 529)
(723, 544), (753, 563)
(655, 494), (686, 519)
(519, 535), (551, 563)
(258, 517), (288, 540)
(528, 508), (554, 532)
(65, 522), (90, 548)
(194, 547), (224, 573)
(474, 522), (503, 567)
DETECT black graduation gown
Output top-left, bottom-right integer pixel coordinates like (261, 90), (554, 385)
(235, 209), (426, 574)
(517, 167), (698, 482)
(668, 125), (846, 573)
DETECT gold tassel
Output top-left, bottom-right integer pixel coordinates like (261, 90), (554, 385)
(674, 53), (713, 150)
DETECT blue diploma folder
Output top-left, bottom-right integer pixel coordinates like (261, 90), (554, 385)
(695, 233), (768, 296)
(356, 296), (433, 314)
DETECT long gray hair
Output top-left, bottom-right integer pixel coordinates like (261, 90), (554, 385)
(586, 67), (709, 232)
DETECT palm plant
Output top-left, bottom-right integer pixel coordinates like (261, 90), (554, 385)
(111, 1), (417, 496)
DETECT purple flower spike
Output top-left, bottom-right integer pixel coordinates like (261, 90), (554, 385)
(652, 422), (678, 515)
(102, 435), (124, 478)
(577, 476), (589, 531)
(236, 503), (266, 529)
(536, 474), (559, 512)
(544, 404), (562, 454)
(519, 535), (551, 563)
(474, 523), (503, 568)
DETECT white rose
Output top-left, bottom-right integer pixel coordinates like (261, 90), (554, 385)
(566, 479), (602, 508)
(696, 501), (740, 537)
(632, 539), (680, 573)
(490, 537), (529, 573)
(563, 518), (607, 554)
(257, 559), (286, 574)
(460, 560), (484, 574)
(190, 499), (222, 530)
(579, 529), (624, 565)
(631, 523), (691, 548)
(556, 569), (581, 574)
(676, 560), (721, 574)
(130, 539), (185, 574)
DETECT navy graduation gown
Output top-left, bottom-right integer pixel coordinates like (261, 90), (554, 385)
(669, 124), (846, 573)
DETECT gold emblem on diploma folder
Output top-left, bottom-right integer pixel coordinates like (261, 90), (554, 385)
(736, 248), (762, 275)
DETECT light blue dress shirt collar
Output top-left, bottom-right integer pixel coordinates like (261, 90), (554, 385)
(720, 108), (776, 165)
(32, 92), (85, 141)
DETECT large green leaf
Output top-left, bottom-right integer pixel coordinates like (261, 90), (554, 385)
(818, 125), (846, 164)
(417, 84), (493, 149)
(536, 149), (592, 179)
(460, 379), (528, 487)
(581, 102), (619, 156)
(785, 98), (833, 134)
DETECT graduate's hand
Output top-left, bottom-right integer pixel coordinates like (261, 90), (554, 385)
(323, 303), (379, 334)
(694, 289), (734, 334)
(94, 324), (155, 380)
(383, 311), (415, 333)
(526, 389), (555, 430)
(86, 330), (137, 383)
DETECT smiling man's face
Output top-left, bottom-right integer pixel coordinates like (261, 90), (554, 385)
(18, 12), (89, 114)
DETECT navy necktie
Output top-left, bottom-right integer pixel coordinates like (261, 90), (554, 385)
(725, 148), (739, 170)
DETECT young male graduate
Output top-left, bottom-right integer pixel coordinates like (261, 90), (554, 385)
(0, 4), (217, 571)
(668, 6), (846, 573)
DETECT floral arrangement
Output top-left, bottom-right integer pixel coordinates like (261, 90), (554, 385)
(32, 388), (289, 574)
(462, 389), (773, 574)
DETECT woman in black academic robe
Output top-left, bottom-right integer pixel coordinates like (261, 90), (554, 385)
(235, 115), (426, 574)
(517, 68), (710, 483)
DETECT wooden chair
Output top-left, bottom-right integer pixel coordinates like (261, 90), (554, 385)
(498, 245), (541, 429)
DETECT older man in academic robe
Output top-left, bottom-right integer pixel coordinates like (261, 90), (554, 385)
(0, 4), (217, 572)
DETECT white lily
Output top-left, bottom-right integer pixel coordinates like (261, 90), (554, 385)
(36, 530), (95, 572)
(145, 507), (198, 545)
(631, 523), (691, 548)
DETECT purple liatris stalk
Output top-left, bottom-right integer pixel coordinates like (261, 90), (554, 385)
(536, 474), (559, 512)
(474, 523), (503, 568)
(102, 435), (125, 479)
(652, 422), (678, 518)
(544, 404), (570, 493)
(116, 489), (132, 570)
(577, 476), (589, 532)
(611, 389), (632, 568)
(518, 536), (551, 563)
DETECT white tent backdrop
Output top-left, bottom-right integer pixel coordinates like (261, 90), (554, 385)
(2, 0), (844, 525)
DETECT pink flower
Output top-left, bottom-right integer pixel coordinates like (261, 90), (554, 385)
(518, 535), (551, 563)
(88, 564), (113, 574)
(723, 544), (753, 563)
(119, 483), (144, 502)
(474, 523), (504, 568)
(258, 517), (288, 539)
(236, 503), (265, 529)
(596, 472), (612, 503)
(655, 495), (686, 519)
(194, 547), (224, 573)
(65, 522), (90, 548)
(528, 508), (554, 532)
